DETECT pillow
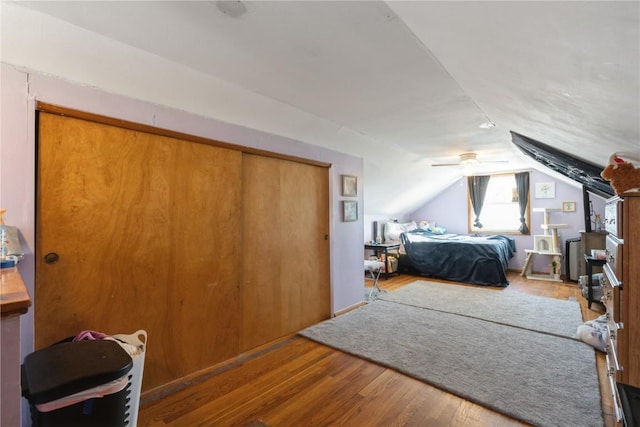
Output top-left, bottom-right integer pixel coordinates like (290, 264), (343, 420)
(383, 222), (404, 242)
(405, 220), (418, 232)
(384, 221), (418, 242)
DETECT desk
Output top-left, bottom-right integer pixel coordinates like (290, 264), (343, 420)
(1, 267), (31, 317)
(584, 255), (606, 309)
(579, 231), (607, 276)
(364, 242), (400, 279)
(1, 267), (31, 427)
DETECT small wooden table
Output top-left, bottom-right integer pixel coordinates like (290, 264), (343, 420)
(364, 242), (401, 279)
(1, 266), (31, 427)
(584, 254), (606, 309)
(1, 266), (31, 317)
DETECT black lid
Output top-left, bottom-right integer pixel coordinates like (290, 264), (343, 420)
(22, 340), (133, 404)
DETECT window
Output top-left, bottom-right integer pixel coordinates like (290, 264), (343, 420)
(468, 172), (530, 234)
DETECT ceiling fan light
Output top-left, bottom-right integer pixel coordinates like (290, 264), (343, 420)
(461, 164), (478, 177)
(459, 153), (479, 164)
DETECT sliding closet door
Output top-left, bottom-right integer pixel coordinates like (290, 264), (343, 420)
(241, 154), (330, 351)
(36, 112), (243, 391)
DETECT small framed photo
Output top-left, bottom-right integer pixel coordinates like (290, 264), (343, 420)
(534, 235), (554, 253)
(535, 182), (555, 199)
(342, 200), (358, 222)
(562, 201), (576, 212)
(341, 175), (357, 197)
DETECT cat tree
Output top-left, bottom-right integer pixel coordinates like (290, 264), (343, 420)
(521, 207), (568, 282)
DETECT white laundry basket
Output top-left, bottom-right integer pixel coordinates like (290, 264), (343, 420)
(112, 330), (147, 427)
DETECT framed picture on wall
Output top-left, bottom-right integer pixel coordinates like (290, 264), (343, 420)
(535, 182), (555, 199)
(342, 175), (357, 197)
(342, 200), (358, 222)
(562, 201), (576, 212)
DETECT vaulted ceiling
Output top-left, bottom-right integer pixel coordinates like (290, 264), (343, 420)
(5, 1), (640, 215)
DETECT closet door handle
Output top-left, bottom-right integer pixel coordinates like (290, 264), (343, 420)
(43, 252), (60, 264)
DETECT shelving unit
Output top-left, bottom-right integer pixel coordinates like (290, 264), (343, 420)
(521, 208), (568, 282)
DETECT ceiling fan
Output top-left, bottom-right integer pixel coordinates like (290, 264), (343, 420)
(431, 152), (508, 167)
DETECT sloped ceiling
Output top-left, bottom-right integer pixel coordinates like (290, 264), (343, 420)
(5, 1), (640, 215)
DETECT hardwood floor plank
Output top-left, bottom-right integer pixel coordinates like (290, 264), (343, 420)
(163, 345), (336, 426)
(359, 373), (432, 426)
(208, 352), (361, 426)
(264, 355), (377, 426)
(138, 271), (613, 427)
(140, 339), (332, 425)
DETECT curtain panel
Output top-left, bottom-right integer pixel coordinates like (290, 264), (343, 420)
(468, 175), (490, 228)
(515, 172), (530, 234)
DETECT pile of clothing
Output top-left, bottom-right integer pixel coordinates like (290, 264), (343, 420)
(577, 314), (608, 352)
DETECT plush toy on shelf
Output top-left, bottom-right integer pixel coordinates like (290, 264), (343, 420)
(600, 152), (640, 195)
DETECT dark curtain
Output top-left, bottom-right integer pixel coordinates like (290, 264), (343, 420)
(468, 175), (490, 228)
(515, 172), (530, 234)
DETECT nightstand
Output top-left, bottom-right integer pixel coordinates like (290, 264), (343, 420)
(584, 254), (606, 309)
(364, 242), (401, 279)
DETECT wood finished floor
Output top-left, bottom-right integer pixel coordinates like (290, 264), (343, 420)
(138, 271), (613, 427)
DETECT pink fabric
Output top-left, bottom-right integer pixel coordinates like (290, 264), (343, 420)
(72, 330), (109, 342)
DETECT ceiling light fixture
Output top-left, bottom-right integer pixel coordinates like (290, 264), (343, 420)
(461, 153), (479, 175)
(459, 152), (480, 165)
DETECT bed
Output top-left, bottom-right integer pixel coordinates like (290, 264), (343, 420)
(399, 229), (516, 287)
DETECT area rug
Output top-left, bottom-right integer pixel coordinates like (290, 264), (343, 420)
(299, 282), (602, 427)
(379, 280), (583, 339)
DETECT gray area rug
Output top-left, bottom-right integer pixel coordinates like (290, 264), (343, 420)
(300, 281), (602, 427)
(379, 280), (583, 339)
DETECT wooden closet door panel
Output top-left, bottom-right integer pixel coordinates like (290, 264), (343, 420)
(36, 113), (174, 350)
(277, 158), (331, 328)
(241, 155), (330, 351)
(166, 141), (243, 376)
(36, 113), (242, 391)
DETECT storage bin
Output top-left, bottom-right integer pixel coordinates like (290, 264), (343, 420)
(21, 339), (133, 427)
(113, 330), (147, 427)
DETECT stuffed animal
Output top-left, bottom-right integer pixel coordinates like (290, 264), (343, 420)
(600, 152), (640, 195)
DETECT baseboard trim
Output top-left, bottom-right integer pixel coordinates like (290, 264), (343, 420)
(140, 334), (296, 405)
(334, 301), (366, 317)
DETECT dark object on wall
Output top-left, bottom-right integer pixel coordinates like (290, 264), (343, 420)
(510, 131), (614, 198)
(583, 186), (593, 232)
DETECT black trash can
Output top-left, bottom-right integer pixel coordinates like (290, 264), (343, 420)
(21, 339), (133, 427)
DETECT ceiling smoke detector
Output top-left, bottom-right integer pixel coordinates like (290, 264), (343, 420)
(216, 1), (247, 18)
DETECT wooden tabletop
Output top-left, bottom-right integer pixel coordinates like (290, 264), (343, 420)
(1, 267), (31, 317)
